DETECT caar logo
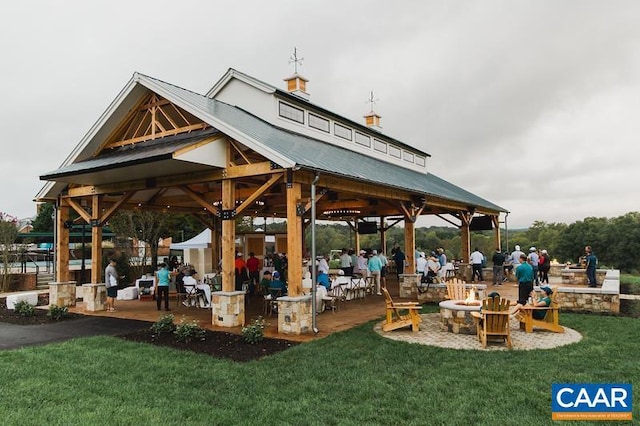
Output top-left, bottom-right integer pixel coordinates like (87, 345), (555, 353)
(552, 384), (632, 421)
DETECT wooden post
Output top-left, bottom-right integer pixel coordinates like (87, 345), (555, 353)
(492, 215), (501, 251)
(379, 216), (386, 254)
(404, 220), (415, 274)
(221, 179), (235, 292)
(56, 199), (70, 282)
(91, 195), (102, 283)
(210, 225), (218, 271)
(353, 220), (360, 254)
(460, 212), (471, 263)
(286, 180), (302, 296)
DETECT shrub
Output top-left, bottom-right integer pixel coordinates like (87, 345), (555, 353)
(174, 319), (206, 343)
(242, 316), (266, 344)
(150, 314), (175, 337)
(47, 305), (69, 320)
(13, 300), (36, 317)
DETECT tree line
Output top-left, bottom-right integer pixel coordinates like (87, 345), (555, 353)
(28, 204), (640, 273)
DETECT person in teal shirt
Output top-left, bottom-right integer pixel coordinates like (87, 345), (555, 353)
(585, 246), (598, 287)
(511, 286), (552, 319)
(155, 263), (172, 311)
(367, 250), (383, 295)
(514, 253), (534, 305)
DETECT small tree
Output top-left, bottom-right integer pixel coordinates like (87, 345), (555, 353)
(108, 210), (168, 278)
(0, 212), (19, 292)
(31, 203), (55, 233)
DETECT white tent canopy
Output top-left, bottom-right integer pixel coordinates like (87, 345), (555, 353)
(170, 229), (211, 250)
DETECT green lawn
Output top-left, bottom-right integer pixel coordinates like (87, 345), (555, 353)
(1, 311), (638, 425)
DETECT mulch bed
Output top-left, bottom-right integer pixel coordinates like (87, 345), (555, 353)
(0, 296), (299, 361)
(0, 296), (85, 325)
(118, 328), (300, 362)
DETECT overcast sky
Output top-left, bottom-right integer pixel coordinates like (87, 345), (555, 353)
(1, 1), (639, 229)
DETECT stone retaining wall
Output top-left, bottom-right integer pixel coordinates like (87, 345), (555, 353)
(556, 270), (620, 314)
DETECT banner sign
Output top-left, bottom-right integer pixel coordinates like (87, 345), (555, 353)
(551, 384), (632, 421)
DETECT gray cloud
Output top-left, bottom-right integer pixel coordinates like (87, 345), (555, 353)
(1, 0), (639, 229)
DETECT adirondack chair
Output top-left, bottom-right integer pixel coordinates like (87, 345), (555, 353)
(470, 296), (512, 349)
(381, 287), (422, 332)
(518, 288), (564, 333)
(446, 279), (467, 301)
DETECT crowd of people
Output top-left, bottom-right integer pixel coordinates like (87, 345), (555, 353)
(103, 242), (597, 314)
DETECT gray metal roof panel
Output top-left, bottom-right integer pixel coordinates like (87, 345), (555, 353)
(40, 128), (219, 180)
(207, 101), (506, 212)
(45, 73), (505, 212)
(136, 74), (506, 212)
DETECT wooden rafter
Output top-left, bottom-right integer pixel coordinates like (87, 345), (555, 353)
(180, 185), (217, 215)
(103, 93), (209, 150)
(228, 138), (251, 165)
(67, 198), (91, 224)
(235, 174), (282, 216)
(99, 192), (135, 225)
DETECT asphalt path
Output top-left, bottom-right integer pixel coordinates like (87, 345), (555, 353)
(0, 317), (151, 350)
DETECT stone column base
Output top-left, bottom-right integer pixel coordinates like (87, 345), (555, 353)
(212, 291), (245, 327)
(277, 295), (312, 335)
(49, 281), (78, 307)
(399, 274), (420, 298)
(82, 283), (106, 312)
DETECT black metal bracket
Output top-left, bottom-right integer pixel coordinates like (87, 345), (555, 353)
(219, 208), (236, 220)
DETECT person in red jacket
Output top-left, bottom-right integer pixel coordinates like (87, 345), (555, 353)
(246, 252), (260, 295)
(235, 252), (248, 291)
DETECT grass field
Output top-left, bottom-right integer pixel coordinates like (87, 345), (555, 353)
(1, 307), (638, 425)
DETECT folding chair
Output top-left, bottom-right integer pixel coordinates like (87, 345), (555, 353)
(175, 280), (188, 307)
(327, 283), (346, 311)
(182, 283), (202, 308)
(264, 287), (282, 316)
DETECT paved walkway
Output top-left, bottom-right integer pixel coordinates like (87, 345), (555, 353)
(375, 313), (582, 351)
(0, 317), (151, 351)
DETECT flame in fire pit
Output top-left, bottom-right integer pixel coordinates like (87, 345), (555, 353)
(463, 285), (480, 305)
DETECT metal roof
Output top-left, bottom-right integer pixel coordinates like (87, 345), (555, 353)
(40, 128), (219, 181)
(134, 74), (504, 211)
(39, 72), (506, 213)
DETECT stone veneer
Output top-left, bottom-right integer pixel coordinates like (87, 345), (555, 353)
(82, 283), (106, 311)
(398, 274), (421, 299)
(276, 295), (312, 335)
(439, 300), (481, 334)
(211, 291), (245, 327)
(49, 281), (77, 307)
(556, 270), (620, 314)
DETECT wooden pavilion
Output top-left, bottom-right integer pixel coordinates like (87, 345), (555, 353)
(36, 68), (506, 334)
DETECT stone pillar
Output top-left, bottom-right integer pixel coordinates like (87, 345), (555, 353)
(398, 274), (420, 299)
(277, 295), (312, 335)
(83, 283), (106, 311)
(458, 263), (471, 282)
(212, 291), (245, 327)
(49, 281), (77, 307)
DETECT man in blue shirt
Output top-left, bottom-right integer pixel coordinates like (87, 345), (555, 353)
(270, 271), (287, 296)
(515, 253), (534, 305)
(585, 246), (598, 287)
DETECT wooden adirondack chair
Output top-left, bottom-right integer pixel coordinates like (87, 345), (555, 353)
(381, 287), (422, 332)
(518, 288), (564, 333)
(446, 279), (467, 300)
(471, 296), (512, 349)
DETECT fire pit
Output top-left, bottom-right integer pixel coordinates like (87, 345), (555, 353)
(439, 286), (482, 334)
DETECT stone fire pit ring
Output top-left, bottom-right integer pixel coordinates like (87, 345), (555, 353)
(439, 300), (482, 334)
